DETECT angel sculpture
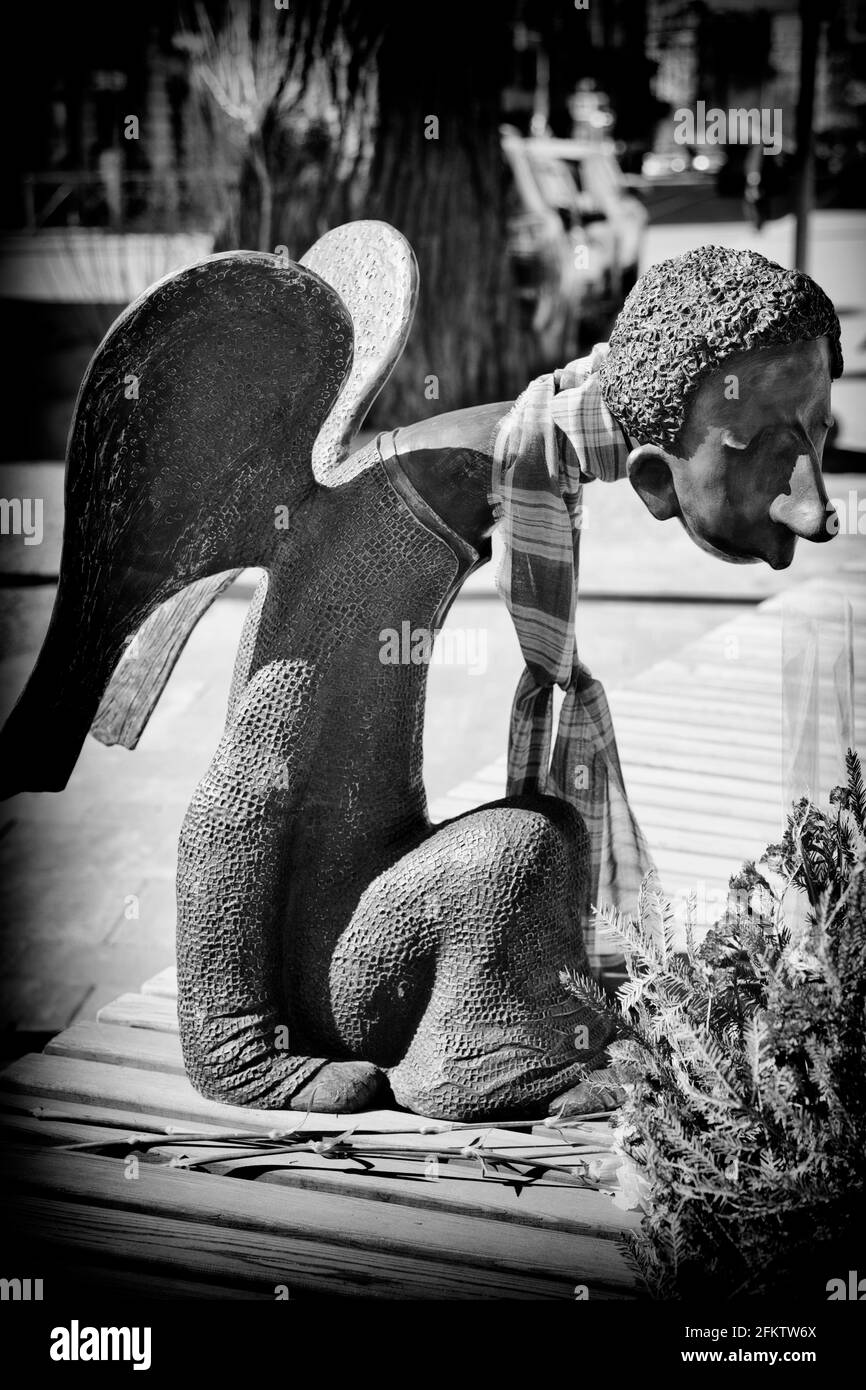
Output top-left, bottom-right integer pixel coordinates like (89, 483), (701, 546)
(0, 225), (841, 1121)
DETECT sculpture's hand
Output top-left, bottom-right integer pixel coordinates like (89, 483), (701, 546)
(289, 1061), (387, 1113)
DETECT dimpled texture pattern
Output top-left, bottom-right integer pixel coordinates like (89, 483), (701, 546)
(301, 221), (419, 483)
(93, 225), (416, 752)
(0, 252), (352, 795)
(177, 441), (610, 1121)
(599, 245), (843, 452)
(65, 251), (352, 595)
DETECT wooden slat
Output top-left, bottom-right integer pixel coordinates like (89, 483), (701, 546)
(47, 1021), (186, 1074)
(96, 992), (178, 1032)
(0, 1110), (638, 1242)
(620, 763), (783, 804)
(1, 1052), (607, 1162)
(0, 1053), (449, 1134)
(0, 1090), (230, 1138)
(140, 967), (178, 998)
(0, 1144), (640, 1297)
(581, 795), (775, 839)
(612, 714), (788, 754)
(624, 821), (763, 859)
(6, 1193), (633, 1300)
(2, 1214), (263, 1300)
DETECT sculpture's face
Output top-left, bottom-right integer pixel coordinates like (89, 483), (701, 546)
(627, 337), (836, 570)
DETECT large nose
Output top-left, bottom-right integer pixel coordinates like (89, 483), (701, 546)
(769, 447), (836, 543)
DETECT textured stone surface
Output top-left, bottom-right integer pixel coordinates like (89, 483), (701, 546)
(177, 440), (608, 1121)
(0, 252), (352, 794)
(89, 223), (419, 749)
(301, 220), (418, 482)
(599, 245), (842, 451)
(3, 243), (607, 1122)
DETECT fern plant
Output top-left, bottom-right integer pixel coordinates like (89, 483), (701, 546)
(563, 750), (866, 1299)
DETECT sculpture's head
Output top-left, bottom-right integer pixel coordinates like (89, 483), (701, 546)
(598, 245), (842, 570)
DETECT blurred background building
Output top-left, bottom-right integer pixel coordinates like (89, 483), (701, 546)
(1, 0), (864, 459)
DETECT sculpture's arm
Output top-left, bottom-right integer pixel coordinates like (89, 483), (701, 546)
(392, 401), (513, 547)
(176, 654), (381, 1111)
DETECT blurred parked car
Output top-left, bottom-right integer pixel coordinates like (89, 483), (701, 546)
(642, 134), (726, 183)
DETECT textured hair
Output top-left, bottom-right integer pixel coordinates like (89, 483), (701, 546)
(598, 245), (843, 452)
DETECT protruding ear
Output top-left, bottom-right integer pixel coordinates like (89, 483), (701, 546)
(627, 443), (681, 522)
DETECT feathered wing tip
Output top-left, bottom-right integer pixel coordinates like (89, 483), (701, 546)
(0, 249), (354, 797)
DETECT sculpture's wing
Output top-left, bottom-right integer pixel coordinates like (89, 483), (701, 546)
(0, 250), (352, 796)
(300, 220), (418, 482)
(90, 221), (418, 752)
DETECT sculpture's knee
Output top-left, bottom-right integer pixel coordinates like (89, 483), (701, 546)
(436, 793), (590, 958)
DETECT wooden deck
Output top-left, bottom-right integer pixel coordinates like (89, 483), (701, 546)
(0, 960), (641, 1299)
(2, 564), (862, 1300)
(433, 563), (866, 961)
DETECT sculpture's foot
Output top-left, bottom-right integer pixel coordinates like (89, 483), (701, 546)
(548, 1067), (626, 1118)
(288, 1059), (388, 1113)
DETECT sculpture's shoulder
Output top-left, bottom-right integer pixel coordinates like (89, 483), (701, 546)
(319, 434), (386, 489)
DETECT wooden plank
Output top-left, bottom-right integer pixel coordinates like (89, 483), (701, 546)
(1, 1054), (608, 1165)
(0, 1053), (451, 1134)
(614, 668), (857, 699)
(617, 705), (782, 739)
(97, 992), (178, 1032)
(619, 744), (787, 782)
(47, 1258), (262, 1301)
(47, 1021), (186, 1074)
(0, 1087), (609, 1154)
(616, 778), (781, 818)
(636, 668), (866, 700)
(6, 1193), (632, 1300)
(612, 714), (786, 754)
(140, 967), (178, 998)
(1, 1214), (263, 1300)
(641, 847), (753, 885)
(3, 1054), (622, 1168)
(625, 821), (764, 859)
(621, 763), (784, 805)
(0, 1110), (638, 1242)
(585, 796), (775, 839)
(0, 1090), (231, 1138)
(0, 1144), (640, 1296)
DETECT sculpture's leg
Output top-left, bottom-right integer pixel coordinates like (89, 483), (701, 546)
(329, 795), (613, 1122)
(176, 657), (384, 1112)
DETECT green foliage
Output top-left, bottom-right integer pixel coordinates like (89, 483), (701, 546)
(563, 750), (866, 1299)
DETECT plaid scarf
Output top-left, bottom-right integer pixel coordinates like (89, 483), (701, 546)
(490, 343), (653, 957)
